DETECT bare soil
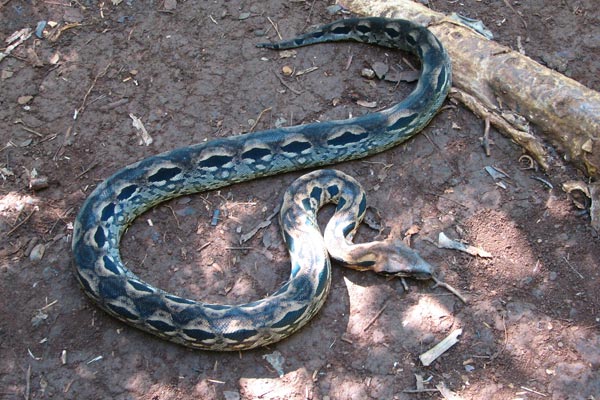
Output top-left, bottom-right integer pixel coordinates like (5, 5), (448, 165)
(1, 1), (599, 399)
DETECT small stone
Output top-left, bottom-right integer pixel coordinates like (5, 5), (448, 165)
(1, 69), (13, 80)
(35, 21), (47, 39)
(49, 52), (60, 65)
(371, 61), (389, 79)
(326, 5), (342, 14)
(163, 0), (176, 11)
(30, 243), (46, 262)
(361, 68), (376, 79)
(238, 12), (251, 20)
(278, 50), (296, 59)
(18, 95), (33, 105)
(281, 65), (293, 76)
(274, 117), (287, 128)
(549, 271), (558, 281)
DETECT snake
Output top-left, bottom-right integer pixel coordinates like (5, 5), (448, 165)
(72, 17), (451, 350)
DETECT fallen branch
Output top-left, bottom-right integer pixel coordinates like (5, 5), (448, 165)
(340, 0), (600, 178)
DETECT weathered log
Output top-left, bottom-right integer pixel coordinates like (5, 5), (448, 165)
(340, 0), (600, 178)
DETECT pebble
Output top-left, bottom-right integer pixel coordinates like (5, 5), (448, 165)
(35, 21), (47, 39)
(360, 68), (376, 79)
(274, 117), (287, 128)
(549, 271), (558, 281)
(326, 5), (343, 14)
(18, 95), (33, 105)
(30, 243), (46, 262)
(1, 69), (13, 80)
(223, 391), (240, 400)
(371, 61), (389, 79)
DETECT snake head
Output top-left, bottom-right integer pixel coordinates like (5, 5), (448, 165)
(373, 239), (434, 280)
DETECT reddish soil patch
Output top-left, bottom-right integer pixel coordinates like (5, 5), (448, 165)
(1, 1), (598, 399)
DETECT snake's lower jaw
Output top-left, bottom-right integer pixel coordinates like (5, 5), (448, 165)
(376, 240), (434, 280)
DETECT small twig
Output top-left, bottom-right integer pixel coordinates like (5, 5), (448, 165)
(267, 17), (282, 40)
(6, 209), (36, 236)
(305, 0), (317, 25)
(272, 71), (302, 95)
(432, 276), (468, 304)
(484, 314), (508, 362)
(422, 191), (469, 209)
(25, 364), (31, 400)
(345, 54), (353, 70)
(164, 205), (181, 229)
(340, 335), (353, 344)
(531, 176), (554, 189)
(197, 242), (212, 253)
(502, 0), (527, 29)
(401, 56), (418, 71)
(363, 300), (388, 331)
(436, 381), (465, 400)
(249, 107), (272, 132)
(399, 277), (409, 291)
(423, 132), (456, 172)
(39, 299), (58, 311)
(14, 119), (44, 138)
(482, 116), (491, 156)
(562, 256), (584, 279)
(403, 389), (439, 393)
(75, 162), (98, 178)
(519, 386), (547, 397)
(76, 62), (112, 118)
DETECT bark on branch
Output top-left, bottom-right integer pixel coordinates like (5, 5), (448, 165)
(340, 0), (600, 178)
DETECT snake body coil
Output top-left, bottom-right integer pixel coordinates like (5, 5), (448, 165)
(72, 17), (451, 350)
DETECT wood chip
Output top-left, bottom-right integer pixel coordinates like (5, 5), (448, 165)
(436, 381), (465, 400)
(356, 99), (377, 108)
(419, 328), (462, 366)
(129, 113), (153, 145)
(438, 232), (492, 258)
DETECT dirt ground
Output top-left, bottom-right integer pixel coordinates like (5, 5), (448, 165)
(1, 0), (599, 399)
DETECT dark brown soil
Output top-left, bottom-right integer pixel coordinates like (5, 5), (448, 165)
(1, 1), (599, 399)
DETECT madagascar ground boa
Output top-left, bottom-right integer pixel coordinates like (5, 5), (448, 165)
(72, 17), (451, 350)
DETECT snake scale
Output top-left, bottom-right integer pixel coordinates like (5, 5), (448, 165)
(72, 17), (451, 350)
